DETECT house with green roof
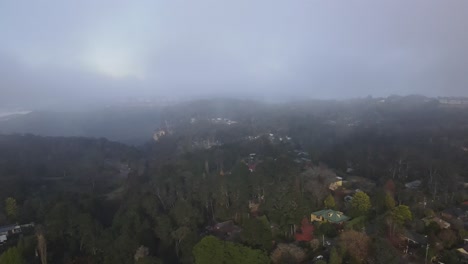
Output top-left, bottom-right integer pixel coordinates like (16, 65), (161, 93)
(310, 209), (350, 224)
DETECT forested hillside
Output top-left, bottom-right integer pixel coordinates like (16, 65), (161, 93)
(1, 97), (468, 263)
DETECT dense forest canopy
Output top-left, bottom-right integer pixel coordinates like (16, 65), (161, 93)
(0, 97), (467, 263)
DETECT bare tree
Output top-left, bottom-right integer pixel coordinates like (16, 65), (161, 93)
(35, 225), (47, 264)
(301, 166), (337, 207)
(134, 245), (149, 262)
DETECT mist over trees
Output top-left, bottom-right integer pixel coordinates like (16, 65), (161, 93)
(0, 97), (467, 263)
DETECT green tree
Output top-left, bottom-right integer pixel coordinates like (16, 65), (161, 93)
(345, 216), (367, 231)
(241, 218), (273, 251)
(193, 236), (224, 264)
(384, 193), (395, 210)
(172, 226), (191, 258)
(193, 236), (269, 264)
(136, 257), (163, 264)
(425, 221), (441, 235)
(170, 200), (202, 229)
(77, 213), (101, 255)
(316, 222), (338, 238)
(391, 205), (413, 225)
(155, 215), (174, 247)
(424, 209), (435, 217)
(0, 247), (24, 264)
(350, 192), (371, 217)
(329, 247), (342, 264)
(389, 205), (412, 234)
(440, 250), (459, 264)
(5, 197), (18, 221)
(371, 238), (399, 264)
(17, 236), (37, 264)
(324, 194), (336, 209)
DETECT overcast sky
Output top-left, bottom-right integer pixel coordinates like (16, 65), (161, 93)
(1, 0), (467, 108)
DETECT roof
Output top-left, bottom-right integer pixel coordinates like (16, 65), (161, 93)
(402, 230), (427, 244)
(441, 208), (466, 218)
(405, 180), (421, 189)
(295, 217), (314, 242)
(248, 163), (257, 172)
(0, 225), (20, 234)
(210, 220), (242, 241)
(457, 246), (468, 258)
(212, 221), (242, 234)
(312, 209), (350, 223)
(422, 216), (451, 229)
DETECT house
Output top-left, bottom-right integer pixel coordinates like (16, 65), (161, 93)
(422, 216), (451, 229)
(208, 220), (242, 241)
(243, 155), (260, 172)
(329, 177), (343, 191)
(210, 117), (237, 125)
(441, 208), (467, 220)
(457, 245), (468, 262)
(401, 230), (427, 245)
(295, 218), (314, 242)
(192, 138), (222, 149)
(438, 97), (468, 106)
(295, 151), (310, 158)
(248, 197), (263, 215)
(153, 129), (167, 141)
(405, 180), (421, 189)
(311, 209), (350, 224)
(0, 224), (22, 244)
(0, 224), (21, 235)
(248, 163), (257, 172)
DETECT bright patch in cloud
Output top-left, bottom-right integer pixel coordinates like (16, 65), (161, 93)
(81, 44), (144, 79)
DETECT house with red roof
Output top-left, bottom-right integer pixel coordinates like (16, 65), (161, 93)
(295, 217), (314, 242)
